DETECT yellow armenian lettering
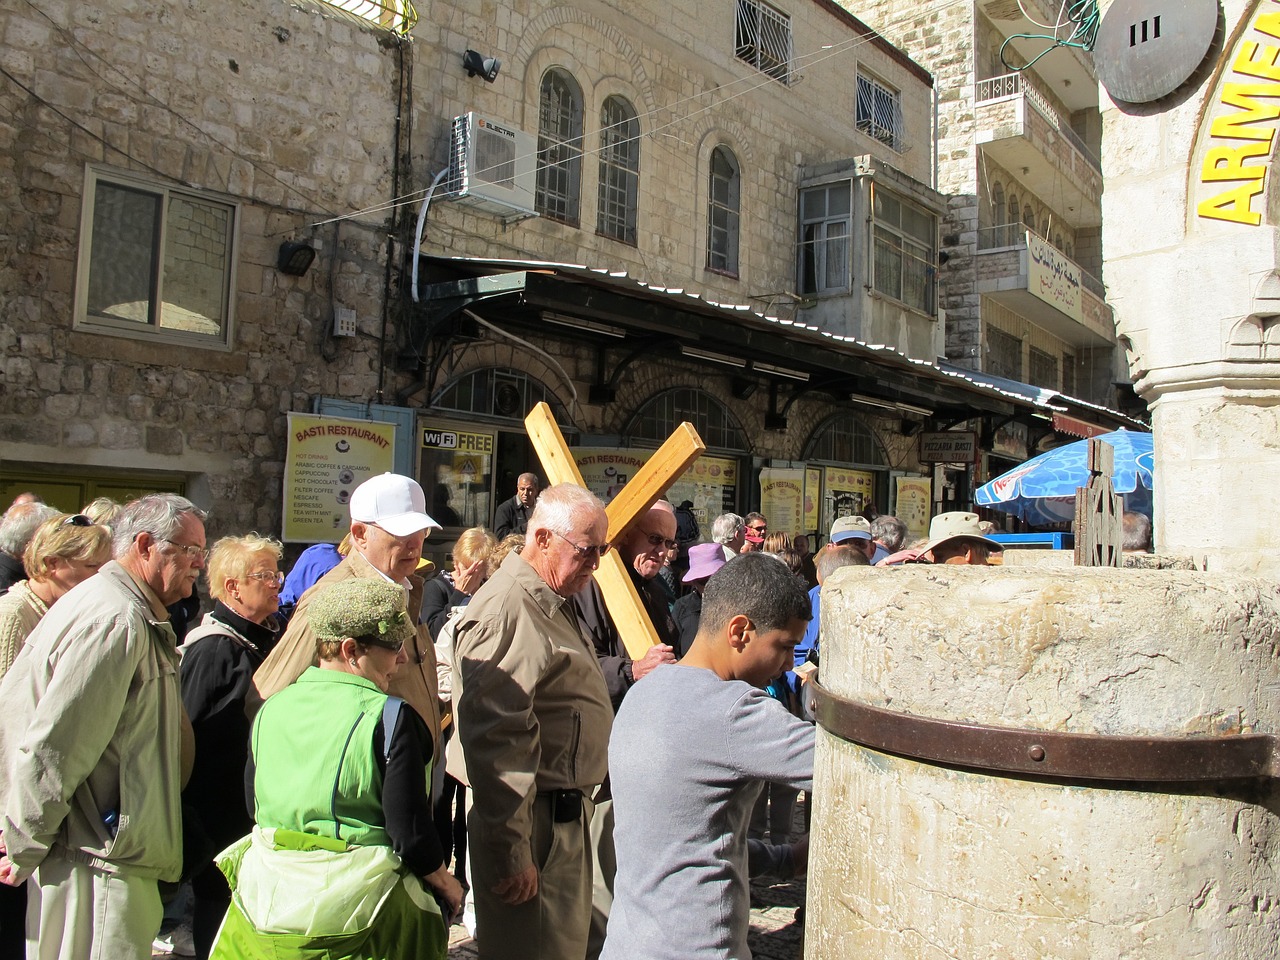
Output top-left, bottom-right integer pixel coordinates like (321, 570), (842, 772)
(1234, 42), (1280, 82)
(1201, 140), (1272, 181)
(1211, 83), (1280, 140)
(1255, 9), (1280, 39)
(1198, 181), (1266, 225)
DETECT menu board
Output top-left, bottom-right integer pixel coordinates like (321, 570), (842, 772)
(283, 413), (396, 542)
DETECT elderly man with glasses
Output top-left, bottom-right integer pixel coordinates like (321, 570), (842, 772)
(448, 483), (614, 960)
(0, 493), (207, 960)
(254, 473), (445, 758)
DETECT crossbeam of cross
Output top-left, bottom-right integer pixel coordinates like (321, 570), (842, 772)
(524, 402), (706, 659)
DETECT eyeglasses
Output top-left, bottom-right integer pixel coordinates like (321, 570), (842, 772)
(554, 531), (612, 561)
(162, 539), (208, 562)
(640, 530), (679, 552)
(747, 525), (767, 533)
(62, 514), (92, 527)
(356, 635), (406, 654)
(243, 571), (285, 587)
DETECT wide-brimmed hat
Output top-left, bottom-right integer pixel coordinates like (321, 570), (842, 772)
(350, 473), (440, 537)
(921, 511), (1003, 557)
(308, 579), (415, 650)
(829, 515), (872, 544)
(683, 541), (727, 583)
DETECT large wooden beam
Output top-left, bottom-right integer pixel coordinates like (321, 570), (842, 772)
(524, 402), (705, 659)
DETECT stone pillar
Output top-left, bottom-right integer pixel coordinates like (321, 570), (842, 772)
(1100, 0), (1280, 574)
(806, 566), (1280, 958)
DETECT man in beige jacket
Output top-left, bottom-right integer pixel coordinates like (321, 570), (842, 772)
(450, 483), (614, 960)
(253, 473), (444, 748)
(0, 494), (205, 960)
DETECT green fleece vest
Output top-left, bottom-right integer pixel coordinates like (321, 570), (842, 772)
(251, 668), (395, 848)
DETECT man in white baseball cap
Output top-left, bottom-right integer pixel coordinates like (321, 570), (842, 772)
(920, 511), (1003, 565)
(828, 515), (876, 562)
(255, 473), (447, 753)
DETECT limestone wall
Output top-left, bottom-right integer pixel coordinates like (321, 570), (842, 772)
(808, 565), (1280, 957)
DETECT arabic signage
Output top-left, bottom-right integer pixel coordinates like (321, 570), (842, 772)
(283, 413), (396, 543)
(1027, 232), (1083, 321)
(919, 431), (978, 463)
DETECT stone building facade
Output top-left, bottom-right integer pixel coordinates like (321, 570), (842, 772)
(0, 0), (1134, 547)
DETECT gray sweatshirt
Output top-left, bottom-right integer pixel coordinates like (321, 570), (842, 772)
(602, 663), (815, 960)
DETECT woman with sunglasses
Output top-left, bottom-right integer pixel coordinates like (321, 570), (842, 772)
(0, 512), (111, 680)
(178, 533), (284, 958)
(210, 578), (461, 960)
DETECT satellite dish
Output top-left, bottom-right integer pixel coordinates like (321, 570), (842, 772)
(1094, 0), (1218, 104)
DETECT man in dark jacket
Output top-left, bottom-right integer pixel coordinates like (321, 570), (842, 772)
(492, 473), (539, 539)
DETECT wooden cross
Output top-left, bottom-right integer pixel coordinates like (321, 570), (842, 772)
(1074, 436), (1123, 567)
(524, 402), (706, 659)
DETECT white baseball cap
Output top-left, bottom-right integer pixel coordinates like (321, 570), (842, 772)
(349, 473), (440, 537)
(829, 515), (872, 543)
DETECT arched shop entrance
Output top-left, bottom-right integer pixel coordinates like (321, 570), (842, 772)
(803, 413), (890, 540)
(418, 367), (573, 545)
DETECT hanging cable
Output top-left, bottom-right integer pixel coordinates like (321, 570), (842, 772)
(1000, 0), (1099, 72)
(409, 168), (450, 303)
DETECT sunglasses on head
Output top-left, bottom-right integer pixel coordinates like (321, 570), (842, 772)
(62, 514), (92, 527)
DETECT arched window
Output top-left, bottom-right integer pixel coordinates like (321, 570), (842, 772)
(432, 367), (571, 425)
(1007, 192), (1020, 233)
(625, 388), (748, 453)
(707, 146), (740, 275)
(535, 69), (583, 225)
(991, 181), (1005, 224)
(1022, 204), (1035, 234)
(803, 414), (888, 466)
(598, 96), (640, 245)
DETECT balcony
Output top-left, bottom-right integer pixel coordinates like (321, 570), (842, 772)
(974, 73), (1101, 228)
(975, 226), (1114, 348)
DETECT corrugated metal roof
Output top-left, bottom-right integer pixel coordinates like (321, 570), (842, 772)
(429, 256), (1143, 428)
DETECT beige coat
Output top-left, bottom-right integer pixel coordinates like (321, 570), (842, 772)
(0, 580), (48, 680)
(252, 550), (443, 750)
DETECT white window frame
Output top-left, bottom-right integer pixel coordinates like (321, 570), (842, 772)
(797, 181), (852, 296)
(735, 0), (792, 84)
(856, 72), (904, 152)
(74, 166), (239, 351)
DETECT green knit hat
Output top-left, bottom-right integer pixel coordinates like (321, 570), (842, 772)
(307, 579), (414, 649)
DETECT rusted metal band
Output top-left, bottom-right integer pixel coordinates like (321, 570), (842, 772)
(811, 681), (1278, 783)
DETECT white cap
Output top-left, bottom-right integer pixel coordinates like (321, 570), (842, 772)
(829, 515), (872, 543)
(349, 473), (440, 537)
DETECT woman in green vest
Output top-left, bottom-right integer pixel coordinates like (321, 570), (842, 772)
(210, 578), (463, 960)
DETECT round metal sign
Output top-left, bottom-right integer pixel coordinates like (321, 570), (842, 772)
(1094, 0), (1218, 103)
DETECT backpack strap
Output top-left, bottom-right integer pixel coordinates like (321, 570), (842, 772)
(381, 696), (405, 762)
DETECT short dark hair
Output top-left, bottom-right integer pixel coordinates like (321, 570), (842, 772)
(700, 552), (811, 636)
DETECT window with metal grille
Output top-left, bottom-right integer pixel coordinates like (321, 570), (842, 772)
(627, 388), (748, 452)
(432, 367), (571, 424)
(798, 181), (851, 295)
(320, 0), (416, 34)
(597, 96), (639, 245)
(735, 0), (792, 83)
(707, 146), (741, 275)
(75, 166), (237, 348)
(873, 187), (936, 314)
(535, 69), (583, 225)
(986, 326), (1023, 380)
(804, 413), (888, 466)
(856, 73), (903, 151)
(1029, 347), (1058, 388)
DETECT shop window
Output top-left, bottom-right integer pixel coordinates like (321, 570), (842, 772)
(735, 0), (792, 83)
(707, 146), (741, 276)
(432, 367), (571, 425)
(873, 187), (936, 314)
(597, 96), (639, 245)
(986, 326), (1023, 380)
(856, 72), (903, 151)
(798, 180), (851, 295)
(803, 413), (888, 466)
(535, 68), (583, 225)
(626, 388), (748, 453)
(75, 166), (237, 349)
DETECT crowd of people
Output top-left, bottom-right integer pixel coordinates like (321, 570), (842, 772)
(0, 470), (1012, 960)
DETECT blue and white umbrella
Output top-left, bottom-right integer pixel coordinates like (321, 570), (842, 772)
(975, 429), (1154, 526)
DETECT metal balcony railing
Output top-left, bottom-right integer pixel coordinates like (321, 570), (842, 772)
(975, 225), (1106, 299)
(975, 72), (1100, 172)
(319, 0), (417, 34)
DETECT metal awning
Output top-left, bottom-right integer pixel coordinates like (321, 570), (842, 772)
(413, 256), (1143, 432)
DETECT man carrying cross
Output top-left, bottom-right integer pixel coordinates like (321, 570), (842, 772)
(449, 483), (614, 960)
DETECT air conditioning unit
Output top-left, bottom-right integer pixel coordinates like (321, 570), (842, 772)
(444, 112), (538, 220)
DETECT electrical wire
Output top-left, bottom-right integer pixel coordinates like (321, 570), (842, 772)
(1000, 0), (1099, 73)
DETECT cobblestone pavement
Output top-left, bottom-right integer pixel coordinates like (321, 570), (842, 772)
(446, 874), (806, 959)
